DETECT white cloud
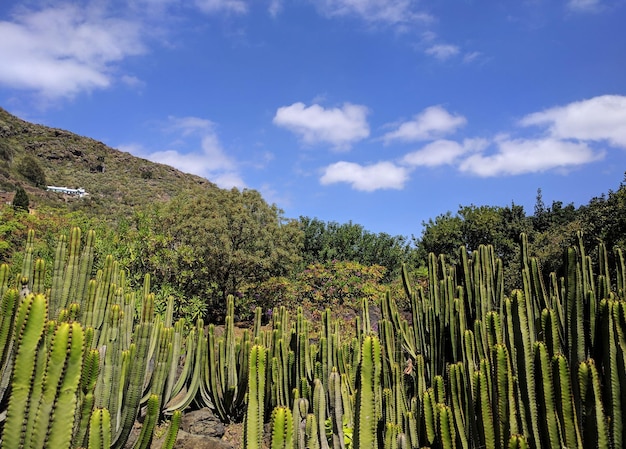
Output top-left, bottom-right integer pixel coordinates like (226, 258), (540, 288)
(459, 137), (604, 177)
(269, 0), (283, 16)
(195, 0), (248, 14)
(320, 161), (409, 191)
(567, 0), (601, 11)
(273, 102), (370, 150)
(425, 44), (460, 60)
(121, 116), (245, 189)
(312, 0), (432, 25)
(402, 139), (485, 167)
(0, 4), (145, 98)
(383, 106), (467, 143)
(519, 95), (626, 149)
(463, 51), (482, 64)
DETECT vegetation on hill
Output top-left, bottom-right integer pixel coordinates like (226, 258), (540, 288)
(1, 106), (625, 327)
(0, 107), (216, 217)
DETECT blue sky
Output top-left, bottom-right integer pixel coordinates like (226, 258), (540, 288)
(1, 0), (625, 240)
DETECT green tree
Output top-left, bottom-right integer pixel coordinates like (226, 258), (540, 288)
(126, 187), (303, 321)
(12, 185), (29, 212)
(299, 216), (413, 281)
(16, 155), (46, 187)
(415, 211), (464, 264)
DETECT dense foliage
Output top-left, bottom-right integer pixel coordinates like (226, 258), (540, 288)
(299, 216), (414, 282)
(414, 174), (626, 291)
(11, 186), (29, 212)
(115, 187), (303, 321)
(15, 155), (46, 187)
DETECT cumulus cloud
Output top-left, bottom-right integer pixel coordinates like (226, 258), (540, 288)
(273, 102), (370, 150)
(383, 106), (467, 143)
(312, 0), (432, 25)
(195, 0), (248, 14)
(0, 4), (145, 98)
(459, 138), (604, 177)
(519, 95), (626, 149)
(320, 161), (409, 191)
(425, 44), (460, 61)
(402, 139), (486, 167)
(121, 116), (245, 189)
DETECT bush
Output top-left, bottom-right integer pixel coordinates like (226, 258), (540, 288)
(0, 141), (14, 162)
(12, 185), (29, 212)
(16, 155), (46, 187)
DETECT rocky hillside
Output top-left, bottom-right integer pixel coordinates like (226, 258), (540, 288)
(0, 107), (216, 217)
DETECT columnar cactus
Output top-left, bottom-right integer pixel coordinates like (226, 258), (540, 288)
(354, 335), (382, 449)
(270, 406), (295, 449)
(244, 344), (267, 449)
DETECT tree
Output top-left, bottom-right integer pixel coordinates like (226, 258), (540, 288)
(12, 185), (29, 212)
(16, 155), (46, 187)
(298, 216), (413, 281)
(415, 211), (464, 265)
(128, 187), (303, 322)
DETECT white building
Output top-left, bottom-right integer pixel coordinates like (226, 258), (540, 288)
(46, 186), (88, 197)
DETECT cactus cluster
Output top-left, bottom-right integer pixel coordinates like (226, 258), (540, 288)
(240, 231), (626, 449)
(1, 226), (625, 449)
(0, 229), (182, 448)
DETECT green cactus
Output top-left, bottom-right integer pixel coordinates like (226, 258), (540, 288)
(448, 363), (469, 449)
(306, 413), (321, 449)
(133, 394), (160, 449)
(507, 434), (529, 449)
(88, 408), (111, 449)
(552, 353), (582, 449)
(0, 288), (19, 374)
(270, 406), (295, 449)
(533, 341), (561, 449)
(354, 335), (382, 449)
(2, 293), (48, 448)
(437, 403), (456, 449)
(244, 344), (267, 449)
(313, 378), (331, 449)
(163, 320), (204, 414)
(161, 410), (182, 449)
(329, 368), (347, 449)
(73, 347), (101, 448)
(578, 359), (609, 448)
(112, 291), (154, 449)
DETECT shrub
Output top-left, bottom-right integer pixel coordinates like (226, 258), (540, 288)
(12, 185), (29, 212)
(16, 155), (46, 187)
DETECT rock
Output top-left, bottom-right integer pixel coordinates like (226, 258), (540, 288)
(181, 409), (225, 438)
(170, 430), (234, 449)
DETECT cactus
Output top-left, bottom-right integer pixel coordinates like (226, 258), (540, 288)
(162, 410), (182, 449)
(88, 408), (112, 449)
(2, 293), (48, 448)
(133, 394), (160, 449)
(73, 348), (101, 448)
(552, 353), (582, 449)
(3, 295), (86, 449)
(270, 405), (295, 449)
(354, 335), (382, 449)
(329, 368), (347, 449)
(244, 344), (267, 449)
(533, 341), (561, 449)
(578, 359), (609, 447)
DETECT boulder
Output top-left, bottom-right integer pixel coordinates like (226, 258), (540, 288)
(180, 408), (225, 438)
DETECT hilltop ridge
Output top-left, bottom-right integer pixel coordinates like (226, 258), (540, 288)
(0, 107), (217, 216)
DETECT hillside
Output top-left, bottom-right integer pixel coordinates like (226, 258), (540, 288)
(0, 107), (217, 217)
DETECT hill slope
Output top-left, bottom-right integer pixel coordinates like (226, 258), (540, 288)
(0, 107), (216, 216)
